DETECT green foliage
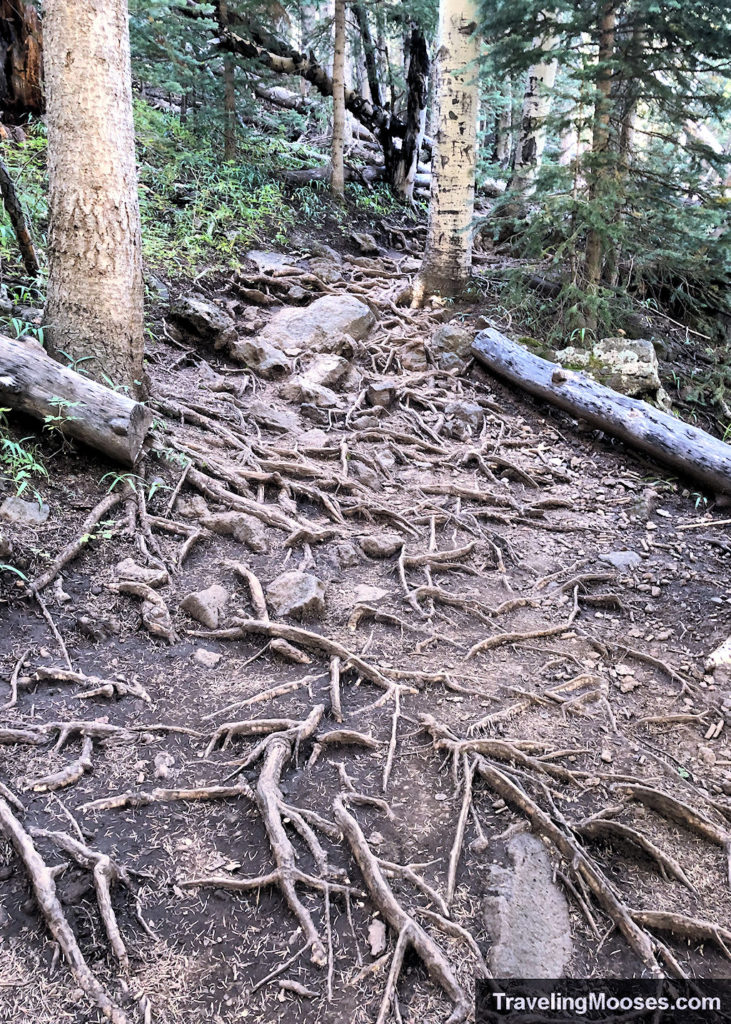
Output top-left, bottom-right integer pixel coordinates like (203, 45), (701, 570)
(0, 122), (47, 277)
(0, 409), (48, 502)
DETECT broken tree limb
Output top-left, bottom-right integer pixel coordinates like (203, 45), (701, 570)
(0, 155), (39, 275)
(471, 328), (731, 496)
(0, 335), (153, 465)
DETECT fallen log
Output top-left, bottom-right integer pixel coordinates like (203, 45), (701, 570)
(0, 335), (152, 465)
(471, 328), (731, 496)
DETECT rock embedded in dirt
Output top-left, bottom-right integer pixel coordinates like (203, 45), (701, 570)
(280, 354), (351, 406)
(443, 400), (484, 438)
(354, 584), (390, 604)
(246, 399), (298, 433)
(599, 550), (642, 570)
(483, 832), (572, 978)
(193, 648), (222, 668)
(154, 751), (175, 779)
(0, 529), (12, 559)
(116, 557), (169, 589)
(348, 458), (380, 489)
(360, 534), (403, 558)
(177, 495), (210, 519)
(202, 511), (269, 552)
(366, 381), (397, 407)
(229, 337), (291, 378)
(181, 584), (229, 629)
(351, 230), (379, 255)
(0, 495), (50, 526)
(257, 294), (376, 356)
(431, 322), (473, 370)
(555, 336), (668, 405)
(247, 250), (298, 274)
(367, 918), (387, 956)
(265, 571), (326, 620)
(170, 295), (237, 349)
(400, 341), (428, 371)
(329, 540), (361, 568)
(281, 379), (341, 408)
(307, 257), (343, 283)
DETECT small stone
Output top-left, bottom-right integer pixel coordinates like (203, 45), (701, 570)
(202, 512), (268, 553)
(154, 751), (175, 779)
(366, 381), (396, 407)
(193, 648), (222, 668)
(0, 495), (49, 526)
(53, 577), (72, 604)
(351, 231), (379, 255)
(230, 338), (291, 378)
(348, 459), (380, 489)
(367, 918), (387, 957)
(170, 294), (237, 348)
(279, 378), (341, 408)
(0, 529), (13, 559)
(368, 831), (385, 847)
(599, 550), (642, 570)
(360, 534), (403, 558)
(247, 400), (299, 433)
(258, 294), (376, 356)
(600, 749), (613, 763)
(266, 572), (326, 621)
(400, 342), (428, 371)
(284, 353), (350, 392)
(444, 400), (484, 432)
(117, 557), (169, 588)
(329, 541), (361, 568)
(181, 585), (229, 629)
(651, 586), (661, 598)
(698, 745), (716, 766)
(431, 322), (472, 368)
(354, 584), (390, 605)
(176, 495), (209, 519)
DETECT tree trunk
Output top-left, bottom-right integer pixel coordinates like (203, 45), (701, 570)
(0, 336), (152, 465)
(494, 80), (512, 167)
(43, 0), (145, 396)
(218, 0), (237, 160)
(471, 328), (731, 498)
(0, 155), (39, 276)
(412, 0), (480, 303)
(0, 0), (43, 122)
(392, 27), (429, 202)
(584, 0), (616, 296)
(330, 0), (346, 197)
(509, 36), (558, 194)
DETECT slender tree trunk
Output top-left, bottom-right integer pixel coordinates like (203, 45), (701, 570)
(330, 0), (346, 196)
(392, 26), (429, 202)
(43, 0), (144, 395)
(509, 36), (558, 194)
(0, 155), (39, 276)
(494, 80), (512, 167)
(353, 2), (382, 107)
(584, 0), (616, 296)
(218, 0), (237, 160)
(412, 0), (479, 304)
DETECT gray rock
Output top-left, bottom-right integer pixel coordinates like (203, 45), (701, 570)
(555, 337), (663, 401)
(193, 648), (222, 668)
(329, 541), (361, 568)
(280, 379), (341, 408)
(116, 557), (169, 589)
(280, 354), (351, 404)
(599, 550), (642, 570)
(176, 495), (210, 519)
(366, 381), (397, 407)
(229, 337), (291, 378)
(170, 295), (237, 349)
(0, 530), (12, 559)
(202, 511), (268, 552)
(443, 400), (484, 439)
(247, 400), (298, 433)
(308, 258), (343, 284)
(258, 295), (376, 356)
(351, 231), (379, 255)
(483, 833), (572, 978)
(431, 323), (472, 364)
(0, 496), (49, 526)
(348, 459), (380, 489)
(181, 584), (229, 629)
(247, 250), (298, 274)
(146, 274), (170, 302)
(266, 571), (326, 620)
(400, 342), (428, 371)
(360, 534), (403, 558)
(354, 584), (390, 604)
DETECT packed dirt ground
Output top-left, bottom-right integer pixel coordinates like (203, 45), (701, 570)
(1, 240), (731, 1024)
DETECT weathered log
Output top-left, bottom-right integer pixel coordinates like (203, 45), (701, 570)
(0, 336), (152, 465)
(471, 328), (731, 496)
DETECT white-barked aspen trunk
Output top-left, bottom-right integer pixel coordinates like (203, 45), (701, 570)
(412, 0), (479, 304)
(330, 0), (346, 197)
(43, 0), (145, 395)
(510, 35), (558, 194)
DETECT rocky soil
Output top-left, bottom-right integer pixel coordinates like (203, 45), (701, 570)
(1, 245), (731, 1024)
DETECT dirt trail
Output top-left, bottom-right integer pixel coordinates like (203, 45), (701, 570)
(1, 251), (730, 1024)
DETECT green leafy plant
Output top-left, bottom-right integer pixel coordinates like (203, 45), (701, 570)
(0, 408), (48, 500)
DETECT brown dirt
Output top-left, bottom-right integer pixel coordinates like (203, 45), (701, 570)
(1, 250), (730, 1024)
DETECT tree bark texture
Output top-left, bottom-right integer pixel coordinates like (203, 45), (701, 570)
(392, 26), (429, 202)
(471, 328), (731, 497)
(494, 80), (512, 166)
(0, 335), (152, 465)
(413, 0), (480, 302)
(330, 0), (346, 196)
(584, 0), (616, 293)
(42, 0), (145, 395)
(218, 0), (237, 160)
(510, 36), (558, 194)
(0, 155), (39, 276)
(0, 0), (43, 121)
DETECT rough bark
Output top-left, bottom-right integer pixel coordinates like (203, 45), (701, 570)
(218, 0), (237, 160)
(412, 0), (480, 302)
(0, 155), (39, 276)
(471, 328), (731, 497)
(509, 36), (558, 194)
(353, 1), (382, 108)
(584, 0), (616, 294)
(0, 0), (43, 121)
(43, 0), (145, 395)
(494, 80), (512, 167)
(392, 27), (429, 202)
(0, 336), (152, 465)
(331, 0), (346, 196)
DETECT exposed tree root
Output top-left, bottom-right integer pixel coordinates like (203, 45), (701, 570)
(29, 666), (150, 702)
(27, 735), (94, 793)
(575, 818), (696, 891)
(633, 911), (731, 959)
(80, 782), (255, 813)
(334, 794), (470, 1023)
(0, 796), (128, 1023)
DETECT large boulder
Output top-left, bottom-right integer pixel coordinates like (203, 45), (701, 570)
(170, 295), (237, 350)
(555, 337), (667, 404)
(258, 295), (376, 356)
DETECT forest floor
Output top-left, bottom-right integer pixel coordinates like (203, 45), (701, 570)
(1, 230), (731, 1024)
